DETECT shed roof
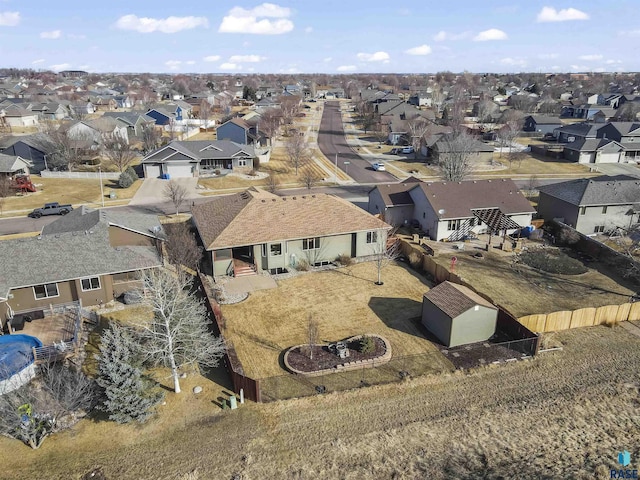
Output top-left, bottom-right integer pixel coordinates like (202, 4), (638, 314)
(424, 281), (497, 319)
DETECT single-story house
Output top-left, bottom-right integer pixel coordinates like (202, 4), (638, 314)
(429, 133), (495, 165)
(191, 187), (391, 278)
(0, 154), (32, 176)
(537, 175), (640, 234)
(368, 178), (535, 241)
(0, 206), (165, 331)
(141, 140), (255, 178)
(102, 111), (156, 137)
(0, 106), (39, 127)
(563, 138), (626, 164)
(421, 281), (498, 348)
(523, 115), (562, 135)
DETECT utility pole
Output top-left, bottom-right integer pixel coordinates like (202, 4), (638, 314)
(334, 153), (338, 184)
(98, 166), (105, 207)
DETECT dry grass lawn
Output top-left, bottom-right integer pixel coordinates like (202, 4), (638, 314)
(0, 177), (143, 215)
(221, 262), (449, 379)
(1, 325), (638, 479)
(429, 241), (635, 317)
(478, 152), (592, 176)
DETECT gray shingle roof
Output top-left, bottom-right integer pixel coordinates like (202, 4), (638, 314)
(0, 153), (31, 173)
(0, 222), (162, 300)
(537, 175), (640, 206)
(142, 140), (255, 164)
(370, 177), (424, 207)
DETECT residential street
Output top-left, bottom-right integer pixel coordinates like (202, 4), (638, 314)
(317, 101), (396, 183)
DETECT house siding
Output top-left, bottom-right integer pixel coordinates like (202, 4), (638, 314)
(108, 226), (157, 248)
(216, 123), (247, 144)
(575, 204), (635, 234)
(449, 306), (497, 347)
(0, 142), (47, 173)
(537, 193), (580, 228)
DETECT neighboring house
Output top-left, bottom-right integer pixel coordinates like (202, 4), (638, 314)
(102, 111), (156, 137)
(60, 118), (129, 145)
(216, 117), (266, 146)
(421, 281), (498, 348)
(408, 92), (432, 107)
(554, 122), (640, 163)
(29, 102), (68, 121)
(523, 115), (562, 135)
(553, 122), (600, 143)
(0, 153), (32, 176)
(537, 175), (640, 234)
(429, 133), (494, 165)
(191, 187), (390, 278)
(0, 133), (56, 173)
(0, 105), (39, 127)
(67, 101), (96, 116)
(146, 106), (181, 125)
(0, 206), (165, 329)
(562, 138), (626, 164)
(141, 140), (255, 178)
(368, 178), (535, 241)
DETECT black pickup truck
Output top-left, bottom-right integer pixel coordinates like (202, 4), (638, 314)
(28, 202), (74, 218)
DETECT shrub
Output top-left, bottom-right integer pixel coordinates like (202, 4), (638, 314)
(124, 166), (138, 182)
(296, 259), (310, 271)
(519, 249), (588, 275)
(336, 254), (354, 266)
(214, 169), (221, 175)
(359, 335), (375, 354)
(408, 251), (423, 271)
(118, 171), (135, 188)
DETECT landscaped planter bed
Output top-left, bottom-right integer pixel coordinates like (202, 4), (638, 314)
(284, 334), (392, 377)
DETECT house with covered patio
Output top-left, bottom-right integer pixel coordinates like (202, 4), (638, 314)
(191, 187), (391, 278)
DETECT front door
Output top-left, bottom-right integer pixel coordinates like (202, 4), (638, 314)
(233, 246), (253, 264)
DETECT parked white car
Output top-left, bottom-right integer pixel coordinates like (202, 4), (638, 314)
(371, 162), (386, 171)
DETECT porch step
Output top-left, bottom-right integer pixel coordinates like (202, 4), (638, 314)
(234, 267), (257, 277)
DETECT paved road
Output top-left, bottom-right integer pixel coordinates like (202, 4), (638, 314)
(317, 101), (396, 183)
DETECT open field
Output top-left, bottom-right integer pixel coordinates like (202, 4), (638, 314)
(2, 325), (639, 479)
(0, 177), (143, 214)
(429, 239), (636, 317)
(221, 262), (450, 379)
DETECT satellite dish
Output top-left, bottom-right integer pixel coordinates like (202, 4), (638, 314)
(438, 209), (445, 215)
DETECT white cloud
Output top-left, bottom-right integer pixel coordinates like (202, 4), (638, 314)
(357, 51), (390, 62)
(473, 29), (508, 41)
(115, 14), (208, 33)
(186, 60), (196, 65)
(49, 63), (71, 72)
(0, 11), (19, 26)
(619, 29), (640, 37)
(219, 3), (293, 35)
(500, 57), (527, 68)
(165, 60), (182, 70)
(337, 65), (356, 72)
(605, 59), (622, 65)
(323, 57), (332, 62)
(538, 53), (559, 59)
(31, 59), (45, 65)
(67, 33), (86, 40)
(203, 55), (221, 62)
(570, 64), (588, 71)
(433, 30), (470, 41)
(304, 26), (313, 33)
(228, 54), (265, 63)
(579, 54), (602, 61)
(405, 44), (432, 56)
(40, 30), (62, 39)
(536, 6), (589, 22)
(219, 62), (242, 70)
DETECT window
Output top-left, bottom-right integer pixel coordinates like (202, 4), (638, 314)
(366, 231), (378, 243)
(261, 244), (267, 257)
(447, 219), (462, 231)
(237, 159), (247, 167)
(270, 243), (282, 256)
(81, 276), (101, 291)
(303, 237), (320, 250)
(602, 206), (608, 214)
(33, 283), (59, 299)
(594, 225), (605, 233)
(580, 206), (587, 215)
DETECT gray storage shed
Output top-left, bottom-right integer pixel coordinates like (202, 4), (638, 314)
(421, 281), (498, 347)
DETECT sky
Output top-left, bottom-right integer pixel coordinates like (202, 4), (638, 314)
(0, 1), (638, 74)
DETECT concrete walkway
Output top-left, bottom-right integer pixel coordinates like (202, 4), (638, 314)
(224, 275), (277, 295)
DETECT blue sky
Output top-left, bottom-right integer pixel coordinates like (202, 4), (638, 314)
(0, 1), (638, 74)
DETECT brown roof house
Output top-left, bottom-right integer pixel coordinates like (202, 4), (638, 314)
(421, 281), (498, 348)
(368, 178), (535, 241)
(0, 207), (165, 335)
(191, 187), (390, 278)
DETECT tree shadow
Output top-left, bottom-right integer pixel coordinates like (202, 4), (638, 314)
(368, 296), (428, 340)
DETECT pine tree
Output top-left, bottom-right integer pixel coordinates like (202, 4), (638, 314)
(96, 324), (164, 423)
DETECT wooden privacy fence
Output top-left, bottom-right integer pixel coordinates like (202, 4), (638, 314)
(197, 273), (261, 403)
(519, 302), (640, 333)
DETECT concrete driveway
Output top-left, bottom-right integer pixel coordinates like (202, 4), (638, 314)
(130, 177), (202, 206)
(590, 163), (640, 178)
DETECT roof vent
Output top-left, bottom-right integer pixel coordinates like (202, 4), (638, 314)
(311, 195), (316, 198)
(473, 180), (477, 183)
(261, 199), (265, 203)
(292, 196), (296, 200)
(302, 196), (306, 199)
(283, 197), (287, 201)
(272, 199), (276, 202)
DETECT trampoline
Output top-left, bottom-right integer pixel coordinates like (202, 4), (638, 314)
(0, 334), (42, 394)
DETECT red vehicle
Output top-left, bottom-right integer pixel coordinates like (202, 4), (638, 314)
(11, 175), (36, 193)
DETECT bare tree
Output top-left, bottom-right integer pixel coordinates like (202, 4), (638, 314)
(141, 124), (161, 154)
(436, 132), (476, 182)
(40, 121), (90, 170)
(301, 166), (320, 190)
(406, 117), (431, 160)
(370, 229), (400, 285)
(373, 122), (389, 145)
(497, 111), (523, 159)
(266, 173), (280, 193)
(430, 86), (446, 115)
(199, 99), (212, 126)
(102, 133), (138, 172)
(136, 269), (226, 394)
(0, 363), (95, 449)
(306, 314), (319, 360)
(280, 95), (301, 125)
(285, 132), (309, 175)
(258, 108), (282, 145)
(163, 179), (189, 215)
(0, 176), (12, 215)
(164, 221), (203, 271)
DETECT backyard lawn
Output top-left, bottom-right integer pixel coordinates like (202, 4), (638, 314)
(475, 151), (593, 176)
(221, 261), (452, 379)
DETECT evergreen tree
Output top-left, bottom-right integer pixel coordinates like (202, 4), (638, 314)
(97, 324), (164, 423)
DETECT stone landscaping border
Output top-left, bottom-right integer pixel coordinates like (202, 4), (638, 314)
(284, 334), (392, 377)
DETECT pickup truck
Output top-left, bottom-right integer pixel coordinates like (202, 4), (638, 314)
(28, 202), (73, 218)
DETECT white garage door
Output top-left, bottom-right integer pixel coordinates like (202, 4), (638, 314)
(166, 164), (193, 178)
(145, 164), (161, 178)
